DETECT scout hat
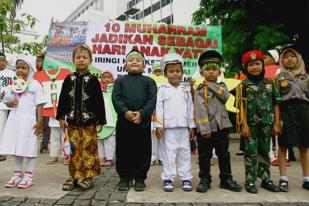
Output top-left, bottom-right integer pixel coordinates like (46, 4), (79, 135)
(160, 53), (183, 71)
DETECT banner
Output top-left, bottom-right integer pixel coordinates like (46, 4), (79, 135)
(44, 20), (222, 82)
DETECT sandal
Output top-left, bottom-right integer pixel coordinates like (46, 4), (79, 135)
(79, 178), (94, 191)
(0, 155), (7, 161)
(62, 179), (78, 191)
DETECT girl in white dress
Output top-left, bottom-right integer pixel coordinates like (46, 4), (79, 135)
(0, 59), (47, 189)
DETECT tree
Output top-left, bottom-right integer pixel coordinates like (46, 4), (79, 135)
(0, 0), (44, 55)
(192, 0), (309, 76)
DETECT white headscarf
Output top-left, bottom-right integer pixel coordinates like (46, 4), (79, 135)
(15, 59), (36, 81)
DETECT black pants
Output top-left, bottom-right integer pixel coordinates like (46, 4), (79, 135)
(41, 116), (51, 150)
(197, 129), (232, 182)
(115, 122), (151, 180)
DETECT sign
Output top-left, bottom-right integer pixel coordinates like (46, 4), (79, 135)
(44, 20), (222, 82)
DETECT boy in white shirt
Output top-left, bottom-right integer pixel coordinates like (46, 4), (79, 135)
(155, 53), (195, 192)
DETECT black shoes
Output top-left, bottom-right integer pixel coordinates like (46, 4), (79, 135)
(261, 179), (280, 192)
(220, 178), (242, 192)
(303, 181), (309, 190)
(117, 179), (130, 191)
(134, 179), (146, 192)
(279, 179), (288, 192)
(245, 182), (258, 194)
(196, 178), (211, 193)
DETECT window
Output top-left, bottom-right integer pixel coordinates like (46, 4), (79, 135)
(161, 0), (171, 8)
(152, 1), (161, 13)
(161, 15), (173, 24)
(144, 6), (151, 17)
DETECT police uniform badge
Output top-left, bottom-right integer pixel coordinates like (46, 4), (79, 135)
(280, 79), (288, 87)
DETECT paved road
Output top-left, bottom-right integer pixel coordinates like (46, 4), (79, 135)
(0, 140), (308, 206)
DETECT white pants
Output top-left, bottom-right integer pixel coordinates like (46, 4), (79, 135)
(151, 130), (161, 162)
(98, 134), (115, 160)
(160, 128), (192, 181)
(49, 127), (65, 158)
(0, 110), (9, 148)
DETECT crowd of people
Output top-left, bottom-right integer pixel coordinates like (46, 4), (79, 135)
(0, 43), (308, 195)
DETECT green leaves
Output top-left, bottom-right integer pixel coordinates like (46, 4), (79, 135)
(0, 0), (42, 54)
(192, 0), (296, 77)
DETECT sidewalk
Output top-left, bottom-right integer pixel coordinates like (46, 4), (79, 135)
(0, 140), (308, 206)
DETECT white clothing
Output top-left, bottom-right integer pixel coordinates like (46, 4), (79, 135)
(0, 110), (8, 147)
(154, 84), (194, 181)
(0, 68), (15, 147)
(160, 128), (192, 181)
(49, 118), (64, 158)
(15, 156), (36, 173)
(0, 68), (16, 110)
(0, 80), (48, 157)
(49, 127), (65, 157)
(98, 134), (115, 160)
(151, 129), (161, 162)
(155, 83), (195, 129)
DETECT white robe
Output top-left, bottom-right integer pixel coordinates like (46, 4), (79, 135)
(0, 80), (48, 157)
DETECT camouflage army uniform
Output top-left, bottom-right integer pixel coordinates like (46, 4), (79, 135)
(276, 72), (309, 147)
(242, 78), (281, 182)
(194, 81), (233, 182)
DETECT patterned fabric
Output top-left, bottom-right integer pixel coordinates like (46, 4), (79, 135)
(242, 78), (281, 125)
(68, 124), (101, 181)
(244, 125), (271, 182)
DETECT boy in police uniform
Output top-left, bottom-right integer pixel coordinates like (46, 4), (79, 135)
(194, 50), (242, 193)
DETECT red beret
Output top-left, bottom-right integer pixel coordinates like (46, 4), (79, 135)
(242, 50), (264, 66)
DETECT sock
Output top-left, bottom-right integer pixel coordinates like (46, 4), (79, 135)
(303, 176), (309, 182)
(280, 176), (288, 181)
(14, 156), (23, 172)
(25, 157), (36, 174)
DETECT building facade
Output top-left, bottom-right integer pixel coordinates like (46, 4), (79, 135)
(65, 0), (200, 25)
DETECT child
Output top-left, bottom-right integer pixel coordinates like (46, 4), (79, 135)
(194, 50), (242, 193)
(97, 70), (116, 167)
(0, 52), (15, 162)
(149, 61), (166, 166)
(239, 50), (281, 194)
(275, 44), (309, 192)
(56, 44), (106, 191)
(155, 53), (195, 192)
(112, 49), (157, 192)
(0, 59), (47, 188)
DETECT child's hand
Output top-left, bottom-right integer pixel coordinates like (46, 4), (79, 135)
(124, 111), (135, 122)
(59, 119), (67, 131)
(96, 125), (103, 133)
(241, 124), (250, 138)
(189, 128), (196, 140)
(272, 121), (282, 135)
(33, 120), (43, 136)
(202, 133), (211, 139)
(188, 77), (196, 87)
(7, 97), (18, 107)
(155, 128), (164, 140)
(132, 111), (142, 124)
